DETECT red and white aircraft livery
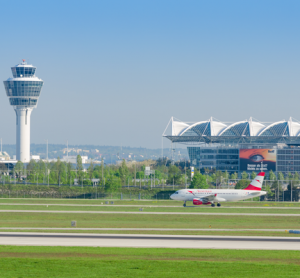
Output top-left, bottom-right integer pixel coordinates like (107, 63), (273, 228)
(170, 172), (266, 207)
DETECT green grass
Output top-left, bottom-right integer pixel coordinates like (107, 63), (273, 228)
(0, 204), (300, 214)
(0, 212), (299, 230)
(0, 201), (299, 237)
(0, 246), (299, 277)
(1, 198), (300, 207)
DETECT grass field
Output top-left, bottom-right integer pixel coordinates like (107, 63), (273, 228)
(0, 246), (299, 277)
(0, 211), (299, 230)
(0, 200), (299, 237)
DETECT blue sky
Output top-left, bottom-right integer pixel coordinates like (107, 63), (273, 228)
(0, 0), (299, 148)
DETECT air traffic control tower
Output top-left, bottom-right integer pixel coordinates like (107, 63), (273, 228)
(3, 60), (44, 162)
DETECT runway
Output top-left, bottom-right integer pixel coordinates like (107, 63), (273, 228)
(0, 203), (300, 209)
(0, 232), (299, 250)
(0, 209), (299, 216)
(0, 227), (291, 231)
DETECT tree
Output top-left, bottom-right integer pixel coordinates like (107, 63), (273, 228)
(264, 184), (274, 200)
(76, 155), (83, 182)
(67, 162), (72, 185)
(287, 172), (293, 181)
(250, 171), (257, 179)
(278, 172), (284, 181)
(224, 171), (229, 180)
(271, 180), (283, 195)
(14, 161), (24, 181)
(167, 165), (181, 185)
(269, 170), (276, 181)
(101, 158), (104, 185)
(55, 158), (66, 184)
(241, 171), (248, 179)
(189, 172), (209, 189)
(27, 159), (38, 181)
(235, 179), (250, 189)
(119, 159), (129, 185)
(230, 172), (238, 179)
(88, 160), (94, 180)
(105, 175), (122, 192)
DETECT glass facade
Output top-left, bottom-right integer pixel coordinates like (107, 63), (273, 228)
(3, 63), (43, 108)
(181, 122), (211, 136)
(188, 147), (239, 172)
(260, 122), (289, 136)
(220, 122), (250, 136)
(277, 149), (300, 172)
(9, 98), (37, 106)
(188, 146), (300, 175)
(4, 81), (43, 97)
(11, 66), (36, 78)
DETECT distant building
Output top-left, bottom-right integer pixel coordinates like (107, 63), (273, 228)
(30, 155), (40, 161)
(0, 152), (11, 161)
(62, 155), (89, 164)
(165, 117), (300, 176)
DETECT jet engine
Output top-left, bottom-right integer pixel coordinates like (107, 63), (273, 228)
(193, 199), (203, 205)
(193, 199), (211, 205)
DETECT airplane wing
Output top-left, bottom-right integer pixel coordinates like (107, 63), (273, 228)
(200, 194), (217, 204)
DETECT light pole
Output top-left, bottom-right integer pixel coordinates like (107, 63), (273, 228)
(66, 140), (68, 162)
(134, 162), (136, 187)
(291, 179), (293, 202)
(45, 139), (48, 186)
(101, 158), (104, 188)
(185, 160), (187, 189)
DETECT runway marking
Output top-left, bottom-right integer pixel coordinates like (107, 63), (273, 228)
(0, 232), (299, 250)
(0, 232), (299, 242)
(0, 228), (290, 231)
(0, 203), (299, 209)
(0, 209), (299, 216)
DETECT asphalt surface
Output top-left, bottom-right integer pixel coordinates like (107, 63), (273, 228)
(0, 209), (299, 216)
(0, 203), (300, 209)
(0, 232), (299, 250)
(0, 228), (291, 231)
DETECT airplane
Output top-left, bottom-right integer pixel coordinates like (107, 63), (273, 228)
(170, 172), (266, 207)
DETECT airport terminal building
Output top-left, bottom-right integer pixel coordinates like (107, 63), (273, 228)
(164, 117), (300, 176)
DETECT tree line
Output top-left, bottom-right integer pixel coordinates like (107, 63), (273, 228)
(2, 157), (300, 196)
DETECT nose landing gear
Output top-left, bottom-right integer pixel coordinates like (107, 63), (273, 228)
(183, 201), (186, 207)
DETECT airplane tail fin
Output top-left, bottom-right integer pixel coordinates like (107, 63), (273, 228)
(244, 172), (265, 191)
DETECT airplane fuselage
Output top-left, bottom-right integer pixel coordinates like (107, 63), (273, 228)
(171, 189), (266, 203)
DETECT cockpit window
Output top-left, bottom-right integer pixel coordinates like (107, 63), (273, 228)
(174, 192), (178, 194)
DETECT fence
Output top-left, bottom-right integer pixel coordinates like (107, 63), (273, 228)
(0, 179), (299, 201)
(0, 190), (173, 200)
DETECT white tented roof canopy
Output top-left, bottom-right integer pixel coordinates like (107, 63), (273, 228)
(171, 120), (189, 136)
(258, 118), (300, 137)
(167, 117), (300, 138)
(219, 118), (265, 136)
(170, 117), (227, 137)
